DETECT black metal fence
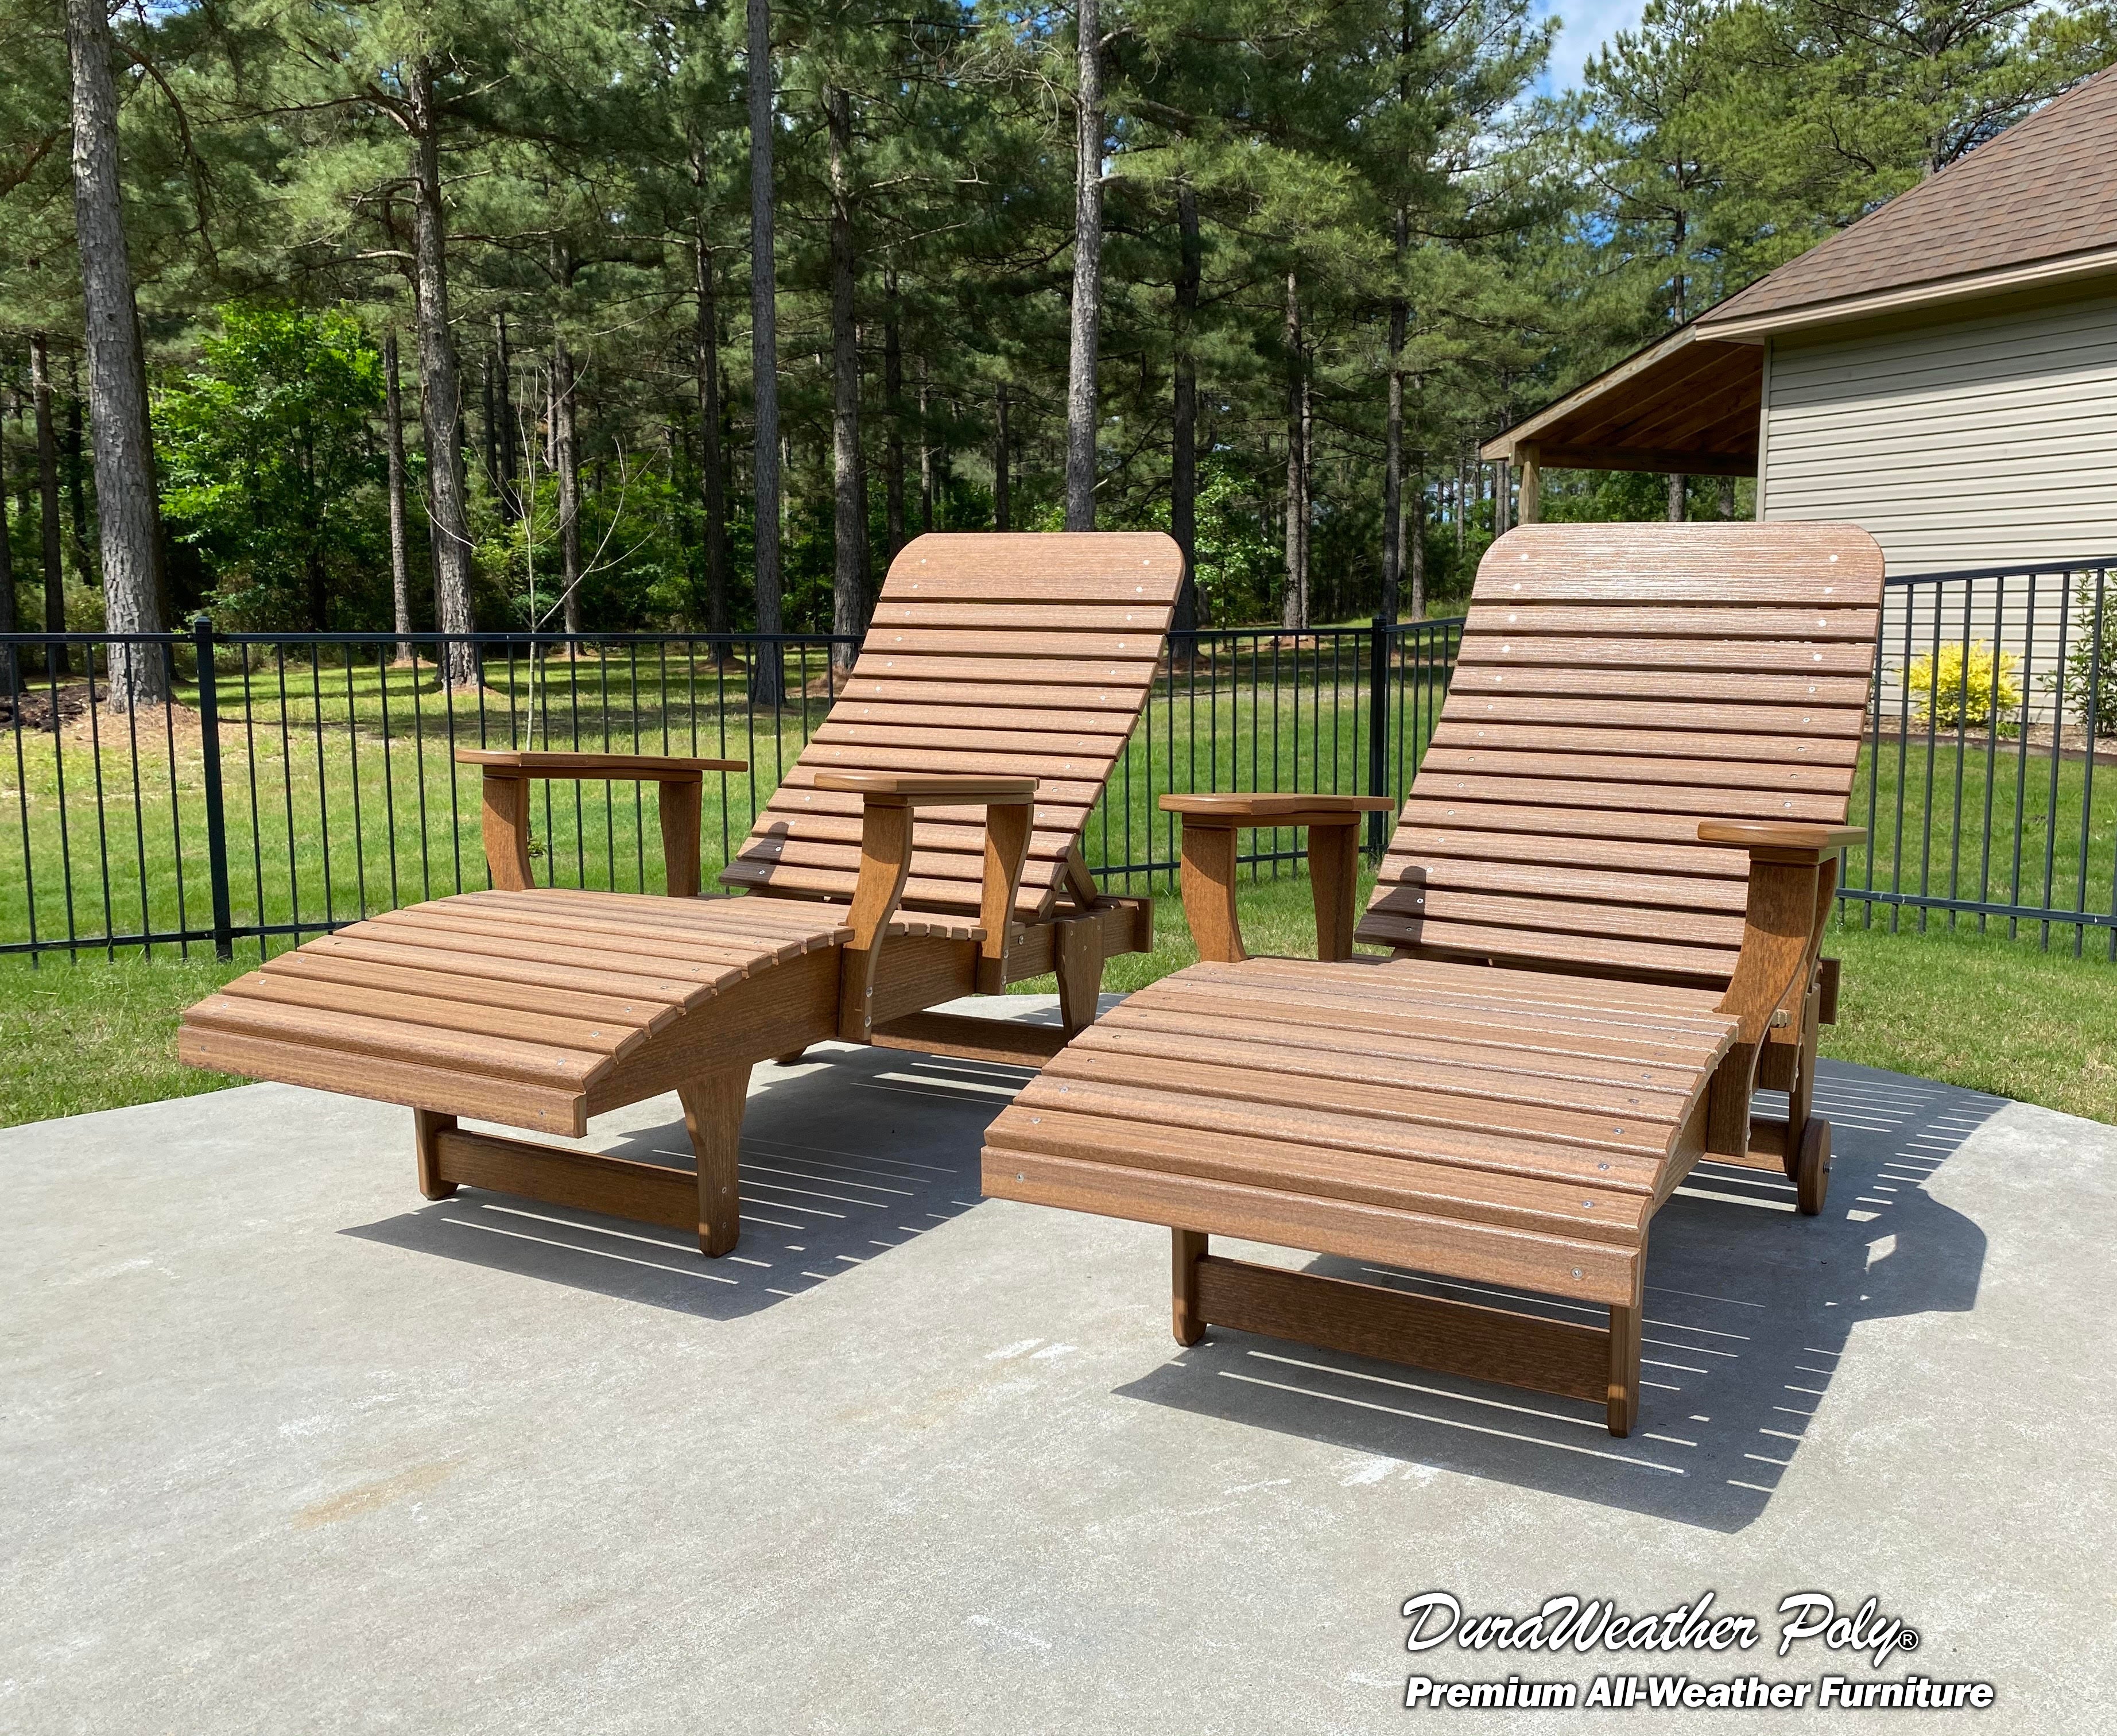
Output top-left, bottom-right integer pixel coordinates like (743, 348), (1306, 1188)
(3, 555), (2111, 966)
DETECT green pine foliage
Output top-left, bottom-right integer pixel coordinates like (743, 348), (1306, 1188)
(2, 0), (2111, 630)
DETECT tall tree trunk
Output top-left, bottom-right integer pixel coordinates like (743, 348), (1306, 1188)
(1718, 476), (1735, 519)
(492, 312), (518, 523)
(825, 84), (863, 671)
(64, 0), (165, 706)
(693, 231), (731, 653)
(33, 336), (65, 672)
(1170, 181), (1200, 635)
(1408, 462), (1426, 621)
(480, 350), (497, 503)
(383, 330), (415, 665)
(1495, 459), (1511, 537)
(553, 335), (583, 636)
(1382, 207), (1407, 625)
(883, 270), (905, 559)
(918, 363), (933, 531)
(746, 0), (784, 705)
(406, 56), (477, 689)
(0, 425), (16, 695)
(1063, 0), (1104, 530)
(63, 360), (88, 583)
(990, 381), (1010, 530)
(1281, 272), (1306, 631)
(1667, 471), (1685, 520)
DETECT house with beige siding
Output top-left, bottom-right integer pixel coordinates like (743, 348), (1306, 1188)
(1483, 61), (2117, 580)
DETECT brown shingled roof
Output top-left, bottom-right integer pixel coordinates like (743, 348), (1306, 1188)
(1699, 61), (2117, 328)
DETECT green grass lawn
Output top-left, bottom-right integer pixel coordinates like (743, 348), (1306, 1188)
(6, 870), (2113, 1130)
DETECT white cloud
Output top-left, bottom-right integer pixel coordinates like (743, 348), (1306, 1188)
(1537, 0), (1650, 95)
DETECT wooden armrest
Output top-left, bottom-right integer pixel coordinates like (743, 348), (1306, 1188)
(813, 771), (1036, 806)
(1698, 820), (1865, 859)
(1158, 792), (1393, 964)
(1704, 826), (1852, 1159)
(456, 749), (746, 777)
(829, 773), (1038, 1038)
(1159, 792), (1395, 828)
(464, 750), (740, 897)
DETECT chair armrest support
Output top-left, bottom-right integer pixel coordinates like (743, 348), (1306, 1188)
(1703, 822), (1863, 1157)
(1157, 793), (1394, 963)
(456, 749), (747, 897)
(815, 772), (1039, 1030)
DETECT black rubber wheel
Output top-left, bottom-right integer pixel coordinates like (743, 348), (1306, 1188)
(1793, 1118), (1831, 1216)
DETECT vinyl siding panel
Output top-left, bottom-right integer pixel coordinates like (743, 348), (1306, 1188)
(1761, 292), (2117, 574)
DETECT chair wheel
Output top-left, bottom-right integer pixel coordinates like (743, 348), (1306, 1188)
(1792, 1118), (1831, 1216)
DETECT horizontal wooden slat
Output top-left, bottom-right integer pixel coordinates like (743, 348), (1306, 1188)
(1387, 799), (1757, 850)
(1182, 954), (1731, 1025)
(1381, 826), (1748, 879)
(1418, 745), (1855, 795)
(1447, 665), (1871, 706)
(261, 948), (683, 1031)
(1462, 604), (1881, 640)
(1108, 999), (1712, 1089)
(183, 991), (605, 1087)
(827, 699), (1139, 736)
(860, 628), (1165, 660)
(1069, 1022), (1692, 1127)
(1443, 693), (1868, 738)
(848, 653), (1156, 687)
(222, 971), (646, 1057)
(1354, 913), (1738, 981)
(797, 743), (1112, 791)
(992, 1105), (1647, 1238)
(833, 678), (1154, 712)
(353, 912), (757, 982)
(304, 933), (718, 1007)
(868, 602), (1174, 630)
(981, 1144), (1641, 1304)
(1430, 719), (1861, 766)
(1409, 773), (1845, 822)
(1455, 635), (1876, 674)
(1364, 885), (1747, 949)
(1369, 857), (1748, 913)
(177, 1026), (586, 1136)
(815, 720), (1125, 758)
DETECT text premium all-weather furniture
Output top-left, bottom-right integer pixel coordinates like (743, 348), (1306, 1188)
(179, 532), (1181, 1255)
(982, 522), (1881, 1436)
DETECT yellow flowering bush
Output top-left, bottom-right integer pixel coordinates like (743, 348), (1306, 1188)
(1906, 640), (2021, 729)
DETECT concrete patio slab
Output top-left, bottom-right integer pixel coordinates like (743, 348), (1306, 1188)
(5, 996), (2114, 1733)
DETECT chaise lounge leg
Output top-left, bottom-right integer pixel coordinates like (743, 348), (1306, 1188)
(1606, 1268), (1645, 1437)
(680, 1067), (750, 1257)
(1782, 982), (1832, 1216)
(1056, 915), (1107, 1036)
(413, 1109), (459, 1201)
(1172, 1229), (1208, 1346)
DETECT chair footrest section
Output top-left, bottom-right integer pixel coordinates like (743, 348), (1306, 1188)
(870, 1012), (1069, 1067)
(1192, 1254), (1611, 1406)
(431, 1125), (697, 1233)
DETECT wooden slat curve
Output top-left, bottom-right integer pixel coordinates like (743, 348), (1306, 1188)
(1364, 525), (1882, 986)
(722, 532), (1184, 918)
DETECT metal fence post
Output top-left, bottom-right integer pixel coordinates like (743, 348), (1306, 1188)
(192, 615), (235, 960)
(1366, 614), (1390, 857)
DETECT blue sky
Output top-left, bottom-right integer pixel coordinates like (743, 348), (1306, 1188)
(1538, 0), (1648, 94)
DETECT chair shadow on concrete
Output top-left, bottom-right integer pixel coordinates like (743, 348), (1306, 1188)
(1115, 1061), (1999, 1534)
(340, 1040), (1038, 1320)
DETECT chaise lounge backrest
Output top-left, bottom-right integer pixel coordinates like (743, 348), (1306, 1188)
(1355, 522), (1885, 986)
(719, 532), (1185, 921)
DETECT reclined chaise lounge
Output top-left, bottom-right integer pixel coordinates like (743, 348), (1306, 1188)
(180, 532), (1182, 1254)
(982, 522), (1883, 1436)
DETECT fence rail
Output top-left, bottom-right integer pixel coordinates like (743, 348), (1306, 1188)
(3, 552), (2111, 967)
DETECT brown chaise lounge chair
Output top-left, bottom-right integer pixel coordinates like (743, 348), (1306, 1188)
(179, 532), (1181, 1254)
(981, 522), (1883, 1436)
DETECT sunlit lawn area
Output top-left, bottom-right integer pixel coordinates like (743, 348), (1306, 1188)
(6, 867), (2115, 1131)
(5, 650), (2114, 1130)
